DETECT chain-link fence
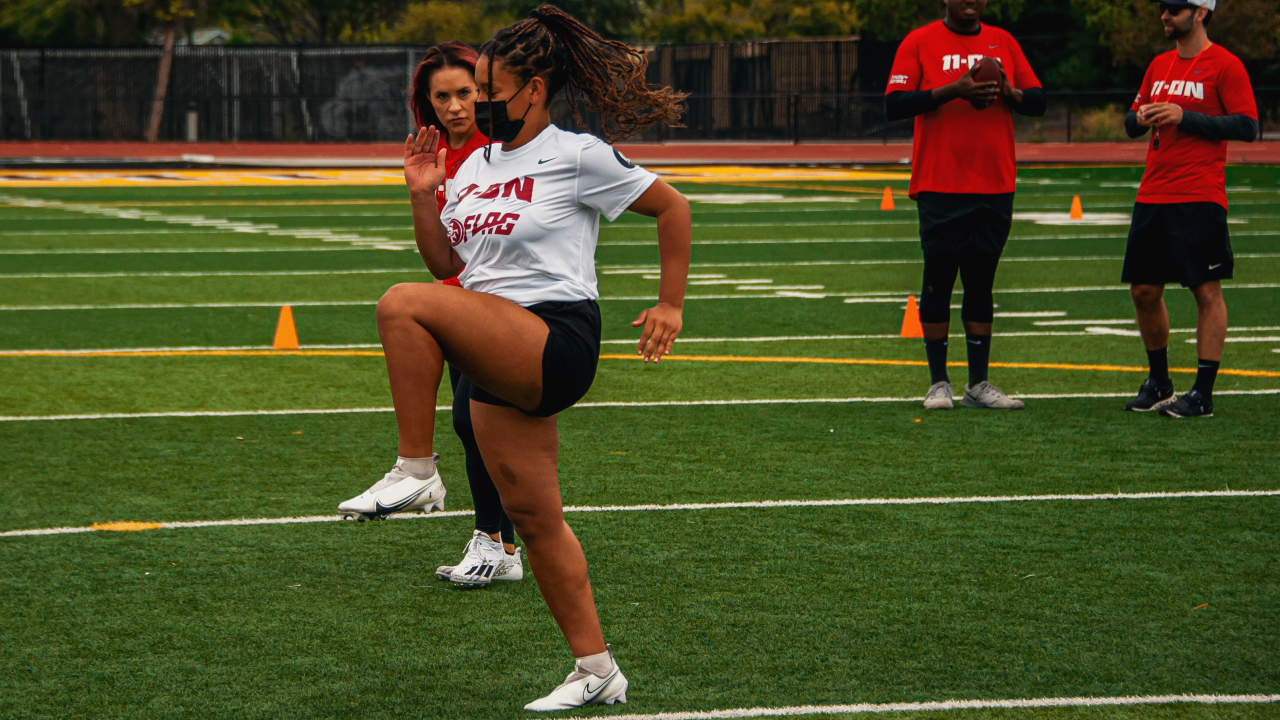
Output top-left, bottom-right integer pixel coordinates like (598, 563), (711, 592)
(0, 44), (1275, 143)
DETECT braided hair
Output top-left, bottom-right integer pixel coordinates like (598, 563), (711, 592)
(479, 5), (686, 144)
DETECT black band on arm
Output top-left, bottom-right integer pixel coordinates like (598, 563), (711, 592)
(1015, 87), (1047, 117)
(885, 90), (939, 121)
(1125, 110), (1148, 139)
(1179, 111), (1260, 142)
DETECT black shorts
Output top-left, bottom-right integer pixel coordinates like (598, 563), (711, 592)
(916, 192), (1015, 257)
(1122, 202), (1233, 288)
(468, 299), (601, 418)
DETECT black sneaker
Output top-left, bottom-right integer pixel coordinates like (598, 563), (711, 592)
(1159, 390), (1214, 418)
(1124, 378), (1176, 412)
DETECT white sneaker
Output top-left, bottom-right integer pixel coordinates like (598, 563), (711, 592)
(923, 380), (954, 410)
(436, 546), (524, 584)
(961, 381), (1025, 410)
(524, 648), (628, 712)
(337, 456), (446, 521)
(433, 530), (505, 587)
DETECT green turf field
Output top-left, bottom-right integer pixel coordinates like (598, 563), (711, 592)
(1, 166), (1278, 720)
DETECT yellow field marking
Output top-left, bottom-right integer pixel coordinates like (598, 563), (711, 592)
(0, 169), (406, 187)
(71, 200), (410, 207)
(0, 165), (911, 187)
(712, 181), (909, 197)
(7, 348), (1279, 379)
(91, 521), (164, 532)
(656, 166), (911, 183)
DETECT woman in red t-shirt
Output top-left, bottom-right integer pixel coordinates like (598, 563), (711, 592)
(338, 42), (521, 586)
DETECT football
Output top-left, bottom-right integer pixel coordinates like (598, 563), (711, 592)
(970, 56), (1003, 109)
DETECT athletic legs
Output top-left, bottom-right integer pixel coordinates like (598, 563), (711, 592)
(472, 403), (606, 657)
(1190, 281), (1226, 398)
(919, 248), (1001, 387)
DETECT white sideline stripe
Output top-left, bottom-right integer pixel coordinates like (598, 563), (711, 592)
(6, 283), (1280, 311)
(3, 491), (1278, 539)
(4, 389), (1280, 423)
(599, 694), (1280, 720)
(10, 252), (1280, 280)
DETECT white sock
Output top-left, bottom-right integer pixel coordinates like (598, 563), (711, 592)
(397, 455), (435, 478)
(575, 649), (614, 677)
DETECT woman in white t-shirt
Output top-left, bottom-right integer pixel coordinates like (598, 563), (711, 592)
(375, 6), (690, 712)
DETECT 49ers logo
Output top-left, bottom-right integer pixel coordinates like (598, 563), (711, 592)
(450, 212), (521, 246)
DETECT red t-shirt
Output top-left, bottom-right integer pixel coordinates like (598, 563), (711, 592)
(1132, 43), (1256, 209)
(886, 21), (1040, 198)
(435, 129), (489, 286)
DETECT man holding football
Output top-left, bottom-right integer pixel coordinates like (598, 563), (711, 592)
(885, 0), (1046, 410)
(1122, 0), (1258, 418)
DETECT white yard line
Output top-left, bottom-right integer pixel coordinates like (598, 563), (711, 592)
(4, 389), (1279, 423)
(0, 247), (384, 255)
(0, 268), (428, 280)
(2, 490), (1278, 539)
(5, 284), (1280, 312)
(598, 694), (1280, 720)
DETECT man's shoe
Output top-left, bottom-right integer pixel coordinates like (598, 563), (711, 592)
(923, 381), (954, 410)
(960, 381), (1025, 409)
(524, 647), (628, 712)
(338, 456), (446, 521)
(1159, 390), (1214, 418)
(1125, 378), (1176, 412)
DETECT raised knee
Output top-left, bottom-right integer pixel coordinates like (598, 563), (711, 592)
(376, 283), (418, 323)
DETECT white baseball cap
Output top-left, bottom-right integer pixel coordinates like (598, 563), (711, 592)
(1152, 0), (1216, 11)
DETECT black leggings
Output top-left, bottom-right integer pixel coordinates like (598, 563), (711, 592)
(919, 249), (1002, 325)
(449, 365), (515, 545)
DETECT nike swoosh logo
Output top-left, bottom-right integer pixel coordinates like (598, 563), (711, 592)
(582, 676), (610, 701)
(967, 340), (983, 345)
(1194, 69), (1206, 74)
(538, 158), (556, 164)
(1209, 263), (1223, 270)
(375, 485), (428, 513)
(989, 45), (999, 49)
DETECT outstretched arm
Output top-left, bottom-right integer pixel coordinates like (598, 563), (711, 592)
(404, 126), (466, 280)
(625, 179), (690, 364)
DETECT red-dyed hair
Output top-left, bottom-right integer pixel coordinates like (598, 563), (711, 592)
(408, 40), (480, 132)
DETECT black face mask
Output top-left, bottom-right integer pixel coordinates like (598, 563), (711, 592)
(475, 79), (534, 144)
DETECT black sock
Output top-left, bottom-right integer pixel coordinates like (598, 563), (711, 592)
(924, 338), (950, 384)
(1193, 359), (1220, 398)
(1147, 347), (1170, 385)
(966, 333), (991, 387)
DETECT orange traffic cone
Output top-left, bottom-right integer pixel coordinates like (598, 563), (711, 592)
(880, 186), (895, 211)
(273, 305), (299, 349)
(1069, 195), (1084, 220)
(900, 295), (924, 339)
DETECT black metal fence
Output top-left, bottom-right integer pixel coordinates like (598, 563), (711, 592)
(0, 45), (1275, 143)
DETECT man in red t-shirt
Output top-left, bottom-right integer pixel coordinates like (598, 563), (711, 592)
(885, 0), (1046, 411)
(1121, 0), (1258, 418)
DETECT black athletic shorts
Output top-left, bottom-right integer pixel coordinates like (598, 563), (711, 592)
(468, 299), (601, 418)
(916, 192), (1015, 257)
(1122, 202), (1233, 288)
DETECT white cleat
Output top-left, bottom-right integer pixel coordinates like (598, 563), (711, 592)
(524, 649), (628, 712)
(923, 380), (954, 410)
(338, 456), (446, 521)
(434, 530), (516, 587)
(961, 381), (1025, 410)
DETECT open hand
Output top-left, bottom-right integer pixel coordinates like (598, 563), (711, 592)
(631, 302), (683, 364)
(1137, 103), (1184, 127)
(404, 126), (447, 201)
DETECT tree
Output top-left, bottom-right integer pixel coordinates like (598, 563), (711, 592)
(850, 0), (1025, 40)
(124, 0), (194, 142)
(639, 0), (859, 42)
(383, 1), (511, 43)
(219, 0), (410, 43)
(481, 0), (642, 39)
(1073, 0), (1278, 67)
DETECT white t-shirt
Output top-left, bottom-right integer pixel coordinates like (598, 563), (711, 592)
(440, 124), (658, 306)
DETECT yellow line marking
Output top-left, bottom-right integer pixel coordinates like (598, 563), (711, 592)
(7, 348), (1278, 379)
(655, 166), (911, 183)
(91, 521), (164, 532)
